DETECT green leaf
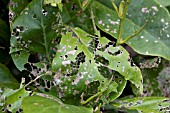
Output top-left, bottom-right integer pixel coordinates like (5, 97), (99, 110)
(112, 97), (170, 113)
(156, 0), (170, 6)
(44, 0), (63, 11)
(10, 0), (60, 70)
(61, 0), (94, 34)
(138, 57), (164, 96)
(91, 0), (170, 60)
(22, 94), (93, 113)
(9, 0), (29, 23)
(1, 88), (31, 112)
(11, 50), (30, 71)
(0, 63), (19, 89)
(52, 30), (118, 104)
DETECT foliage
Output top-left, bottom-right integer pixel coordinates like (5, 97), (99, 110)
(0, 0), (170, 112)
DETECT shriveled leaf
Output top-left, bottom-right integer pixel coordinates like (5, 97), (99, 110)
(112, 97), (170, 113)
(0, 63), (19, 89)
(91, 0), (170, 60)
(10, 0), (61, 70)
(22, 94), (93, 113)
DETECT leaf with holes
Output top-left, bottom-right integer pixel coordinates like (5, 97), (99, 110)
(73, 28), (143, 95)
(52, 31), (118, 104)
(1, 88), (31, 112)
(9, 0), (29, 23)
(112, 97), (170, 113)
(10, 0), (62, 71)
(61, 0), (93, 34)
(91, 0), (170, 60)
(0, 63), (19, 89)
(44, 0), (63, 10)
(22, 94), (93, 113)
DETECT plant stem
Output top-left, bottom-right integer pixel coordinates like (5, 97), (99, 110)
(111, 0), (119, 15)
(116, 0), (131, 46)
(24, 74), (44, 88)
(81, 76), (113, 104)
(119, 20), (148, 44)
(116, 18), (124, 46)
(90, 7), (100, 37)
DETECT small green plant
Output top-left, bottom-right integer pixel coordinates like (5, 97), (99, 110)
(0, 0), (170, 113)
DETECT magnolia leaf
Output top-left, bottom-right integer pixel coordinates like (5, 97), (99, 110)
(112, 97), (170, 113)
(91, 0), (170, 60)
(22, 95), (93, 113)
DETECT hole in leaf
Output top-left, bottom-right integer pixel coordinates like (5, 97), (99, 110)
(143, 90), (147, 94)
(1, 107), (5, 112)
(32, 14), (37, 19)
(114, 75), (118, 79)
(71, 3), (77, 11)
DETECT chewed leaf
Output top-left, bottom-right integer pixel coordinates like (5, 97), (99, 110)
(73, 28), (143, 95)
(9, 0), (29, 23)
(10, 0), (63, 70)
(91, 1), (170, 60)
(52, 27), (142, 104)
(52, 31), (118, 104)
(44, 0), (63, 11)
(22, 95), (93, 113)
(1, 88), (31, 112)
(112, 97), (170, 113)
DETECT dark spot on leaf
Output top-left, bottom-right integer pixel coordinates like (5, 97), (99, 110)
(129, 102), (133, 106)
(19, 109), (23, 112)
(114, 50), (122, 56)
(143, 90), (147, 94)
(158, 104), (161, 106)
(44, 88), (49, 92)
(114, 75), (118, 79)
(7, 104), (11, 107)
(163, 99), (170, 102)
(1, 107), (5, 112)
(72, 3), (77, 11)
(42, 10), (47, 16)
(6, 109), (12, 113)
(118, 79), (122, 83)
(74, 46), (78, 50)
(17, 51), (20, 55)
(89, 60), (91, 63)
(65, 55), (68, 58)
(32, 14), (37, 19)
